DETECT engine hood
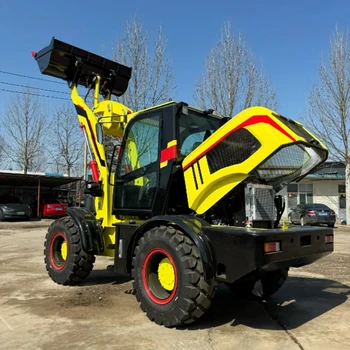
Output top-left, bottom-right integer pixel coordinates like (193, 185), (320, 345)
(182, 106), (328, 214)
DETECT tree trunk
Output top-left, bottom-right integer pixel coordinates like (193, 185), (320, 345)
(346, 160), (350, 225)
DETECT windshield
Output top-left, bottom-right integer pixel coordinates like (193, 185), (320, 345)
(0, 195), (22, 204)
(178, 111), (223, 157)
(305, 204), (329, 210)
(44, 199), (61, 204)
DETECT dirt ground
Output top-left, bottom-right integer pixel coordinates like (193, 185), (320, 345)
(0, 220), (349, 350)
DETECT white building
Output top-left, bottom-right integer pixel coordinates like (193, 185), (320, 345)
(279, 162), (346, 221)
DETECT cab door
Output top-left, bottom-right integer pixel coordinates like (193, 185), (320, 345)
(113, 112), (161, 219)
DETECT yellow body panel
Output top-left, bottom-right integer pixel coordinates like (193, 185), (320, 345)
(182, 106), (326, 214)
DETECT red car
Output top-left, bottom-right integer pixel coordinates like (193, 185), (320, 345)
(32, 198), (67, 218)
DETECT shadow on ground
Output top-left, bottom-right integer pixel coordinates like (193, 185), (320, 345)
(77, 269), (132, 286)
(73, 269), (350, 330)
(186, 276), (350, 330)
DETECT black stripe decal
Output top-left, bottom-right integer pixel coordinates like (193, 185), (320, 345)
(191, 165), (198, 190)
(75, 104), (106, 167)
(197, 162), (204, 185)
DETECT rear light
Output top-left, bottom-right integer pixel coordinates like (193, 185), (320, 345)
(325, 234), (334, 244)
(264, 241), (281, 253)
(306, 210), (315, 216)
(47, 205), (53, 209)
(330, 211), (335, 216)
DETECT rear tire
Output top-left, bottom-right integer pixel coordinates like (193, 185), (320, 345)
(228, 268), (289, 300)
(328, 223), (335, 228)
(0, 210), (5, 222)
(132, 225), (215, 327)
(259, 268), (289, 299)
(44, 216), (95, 285)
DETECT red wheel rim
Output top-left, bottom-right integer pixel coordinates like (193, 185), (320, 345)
(142, 248), (178, 305)
(49, 232), (67, 271)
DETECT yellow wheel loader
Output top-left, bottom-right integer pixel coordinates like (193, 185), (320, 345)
(33, 38), (333, 327)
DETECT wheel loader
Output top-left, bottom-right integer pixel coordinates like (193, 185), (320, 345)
(33, 37), (334, 327)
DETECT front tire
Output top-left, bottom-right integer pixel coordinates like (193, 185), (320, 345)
(44, 216), (95, 285)
(132, 226), (215, 327)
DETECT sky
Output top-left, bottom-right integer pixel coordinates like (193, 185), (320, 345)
(0, 0), (350, 121)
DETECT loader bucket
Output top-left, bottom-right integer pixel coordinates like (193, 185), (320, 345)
(33, 37), (132, 97)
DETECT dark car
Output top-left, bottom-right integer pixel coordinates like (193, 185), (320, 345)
(0, 195), (32, 221)
(288, 203), (336, 227)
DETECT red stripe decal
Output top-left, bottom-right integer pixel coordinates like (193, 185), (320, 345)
(160, 145), (177, 163)
(183, 115), (296, 170)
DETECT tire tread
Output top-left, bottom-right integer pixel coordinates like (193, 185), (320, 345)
(44, 216), (95, 285)
(132, 226), (215, 327)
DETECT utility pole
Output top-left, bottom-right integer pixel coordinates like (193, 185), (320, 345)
(83, 140), (88, 207)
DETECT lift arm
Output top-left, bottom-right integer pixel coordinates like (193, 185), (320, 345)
(32, 37), (134, 229)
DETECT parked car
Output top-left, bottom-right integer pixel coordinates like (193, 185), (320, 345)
(32, 198), (67, 218)
(0, 195), (32, 221)
(288, 203), (336, 227)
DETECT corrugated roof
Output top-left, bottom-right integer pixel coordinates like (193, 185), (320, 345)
(0, 171), (82, 188)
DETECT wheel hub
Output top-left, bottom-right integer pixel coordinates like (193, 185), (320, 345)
(61, 241), (67, 261)
(50, 232), (68, 270)
(157, 257), (175, 291)
(142, 248), (178, 304)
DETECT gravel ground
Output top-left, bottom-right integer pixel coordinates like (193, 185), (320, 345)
(0, 220), (349, 350)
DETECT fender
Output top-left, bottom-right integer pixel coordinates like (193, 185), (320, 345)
(126, 215), (215, 281)
(66, 207), (104, 254)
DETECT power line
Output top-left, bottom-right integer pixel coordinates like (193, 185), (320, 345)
(0, 81), (69, 95)
(0, 70), (66, 85)
(0, 88), (69, 101)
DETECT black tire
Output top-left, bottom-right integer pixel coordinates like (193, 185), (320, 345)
(259, 268), (289, 299)
(0, 210), (5, 222)
(132, 226), (215, 327)
(44, 216), (95, 285)
(227, 280), (256, 298)
(328, 223), (335, 228)
(228, 268), (289, 300)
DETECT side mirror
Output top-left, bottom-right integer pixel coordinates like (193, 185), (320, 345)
(96, 123), (103, 144)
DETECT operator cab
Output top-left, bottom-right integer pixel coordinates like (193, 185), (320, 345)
(112, 103), (224, 219)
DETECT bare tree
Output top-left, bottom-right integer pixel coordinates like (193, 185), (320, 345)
(0, 134), (5, 168)
(306, 27), (350, 223)
(112, 16), (175, 111)
(3, 88), (47, 173)
(50, 105), (84, 177)
(194, 22), (277, 117)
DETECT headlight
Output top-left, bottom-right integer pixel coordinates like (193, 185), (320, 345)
(2, 205), (9, 209)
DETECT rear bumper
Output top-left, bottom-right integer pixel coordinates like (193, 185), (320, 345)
(202, 225), (333, 283)
(43, 209), (67, 217)
(3, 214), (30, 220)
(306, 218), (335, 225)
(2, 209), (31, 220)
